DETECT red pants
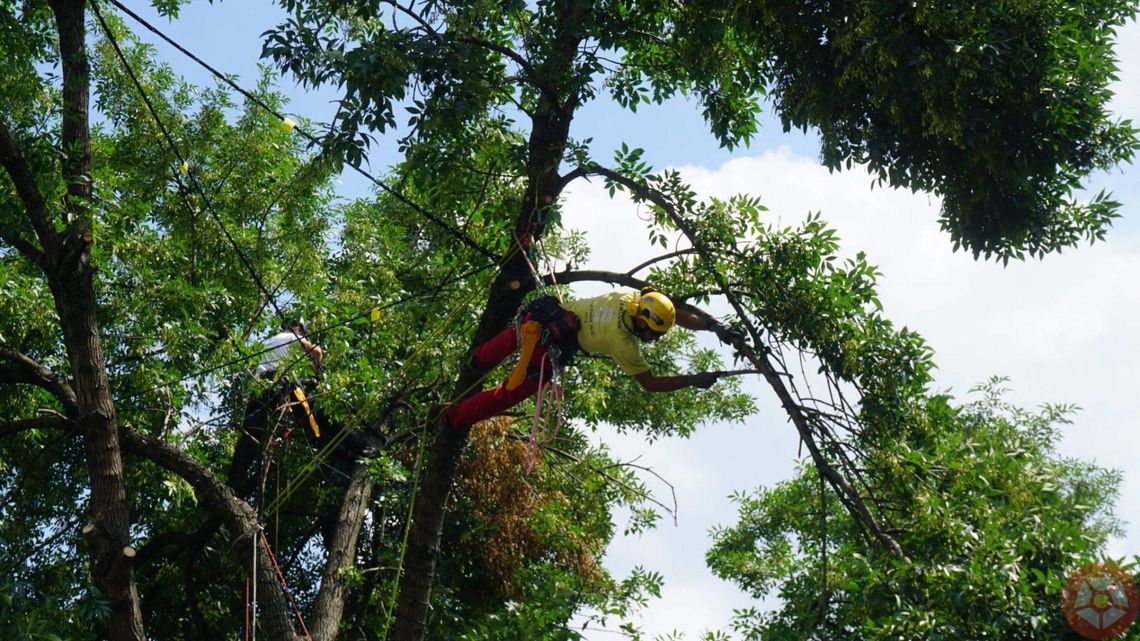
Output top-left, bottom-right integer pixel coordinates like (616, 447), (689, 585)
(445, 320), (551, 428)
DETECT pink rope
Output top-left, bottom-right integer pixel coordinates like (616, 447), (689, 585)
(513, 230), (567, 474)
(523, 357), (566, 475)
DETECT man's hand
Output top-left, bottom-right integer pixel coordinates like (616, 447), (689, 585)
(689, 372), (720, 389)
(707, 319), (744, 345)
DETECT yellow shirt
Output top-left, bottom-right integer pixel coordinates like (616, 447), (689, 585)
(562, 291), (650, 375)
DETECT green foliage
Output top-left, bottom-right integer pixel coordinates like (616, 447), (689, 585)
(3, 1), (1136, 639)
(267, 0), (1135, 258)
(0, 576), (107, 641)
(724, 0), (1138, 258)
(2, 10), (741, 636)
(708, 381), (1126, 640)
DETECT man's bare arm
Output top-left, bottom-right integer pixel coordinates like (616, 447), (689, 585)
(297, 336), (324, 374)
(675, 307), (711, 331)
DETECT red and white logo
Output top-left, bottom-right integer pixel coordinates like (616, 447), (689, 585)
(1062, 562), (1139, 640)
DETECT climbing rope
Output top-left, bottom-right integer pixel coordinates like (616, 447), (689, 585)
(511, 224), (569, 473)
(379, 405), (432, 640)
(523, 356), (565, 475)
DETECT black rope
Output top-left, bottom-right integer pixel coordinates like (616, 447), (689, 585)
(104, 0), (499, 262)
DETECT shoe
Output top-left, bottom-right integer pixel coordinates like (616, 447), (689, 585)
(356, 433), (382, 459)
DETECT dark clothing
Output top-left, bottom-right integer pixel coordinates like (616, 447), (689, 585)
(228, 376), (371, 495)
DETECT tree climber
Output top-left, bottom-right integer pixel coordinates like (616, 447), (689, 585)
(228, 319), (377, 494)
(441, 286), (741, 429)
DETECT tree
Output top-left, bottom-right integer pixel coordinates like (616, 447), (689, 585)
(3, 1), (1136, 640)
(3, 7), (717, 639)
(263, 1), (1135, 638)
(708, 380), (1127, 640)
(1, 4), (354, 638)
(1, 1), (144, 637)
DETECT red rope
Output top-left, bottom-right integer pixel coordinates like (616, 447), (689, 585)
(259, 529), (315, 641)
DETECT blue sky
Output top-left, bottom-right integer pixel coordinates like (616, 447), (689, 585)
(120, 3), (1140, 639)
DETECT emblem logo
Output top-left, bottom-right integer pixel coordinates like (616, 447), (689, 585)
(1062, 562), (1139, 640)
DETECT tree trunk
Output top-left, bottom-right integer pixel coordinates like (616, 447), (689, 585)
(45, 1), (146, 638)
(311, 461), (374, 641)
(54, 277), (145, 641)
(390, 4), (585, 638)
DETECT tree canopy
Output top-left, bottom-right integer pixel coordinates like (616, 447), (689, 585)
(0, 1), (1136, 640)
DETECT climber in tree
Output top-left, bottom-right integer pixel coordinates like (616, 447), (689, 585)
(442, 286), (741, 428)
(229, 319), (376, 494)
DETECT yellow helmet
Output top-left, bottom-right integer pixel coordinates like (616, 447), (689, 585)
(628, 287), (676, 334)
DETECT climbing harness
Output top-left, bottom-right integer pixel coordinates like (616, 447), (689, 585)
(510, 222), (578, 472)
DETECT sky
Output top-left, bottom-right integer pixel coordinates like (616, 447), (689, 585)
(121, 3), (1140, 639)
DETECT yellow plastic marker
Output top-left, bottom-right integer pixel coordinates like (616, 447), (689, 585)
(370, 307), (381, 323)
(281, 117), (296, 133)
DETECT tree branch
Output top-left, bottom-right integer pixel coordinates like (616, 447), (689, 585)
(0, 414), (72, 439)
(557, 165), (590, 191)
(311, 461), (373, 641)
(576, 164), (909, 560)
(545, 269), (644, 289)
(118, 428), (304, 641)
(49, 0), (92, 221)
(378, 0), (558, 106)
(380, 0), (441, 39)
(0, 120), (53, 266)
(457, 36), (551, 97)
(625, 248), (698, 276)
(0, 346), (78, 414)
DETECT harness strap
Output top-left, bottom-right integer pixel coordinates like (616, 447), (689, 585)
(506, 320), (542, 391)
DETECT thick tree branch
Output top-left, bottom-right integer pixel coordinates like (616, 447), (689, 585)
(0, 121), (53, 266)
(49, 0), (93, 221)
(0, 346), (79, 413)
(557, 165), (590, 191)
(577, 164), (908, 560)
(0, 414), (71, 439)
(118, 428), (303, 641)
(545, 269), (644, 289)
(311, 461), (373, 641)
